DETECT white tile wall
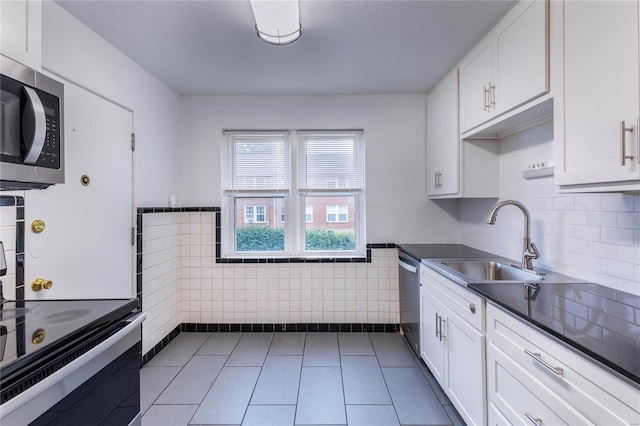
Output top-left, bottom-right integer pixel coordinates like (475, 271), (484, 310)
(0, 204), (17, 300)
(141, 210), (400, 354)
(141, 212), (181, 354)
(461, 122), (640, 295)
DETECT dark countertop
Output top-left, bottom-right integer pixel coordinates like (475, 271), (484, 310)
(408, 244), (640, 387)
(397, 243), (496, 260)
(469, 282), (640, 386)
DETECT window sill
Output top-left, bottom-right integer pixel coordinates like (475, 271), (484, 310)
(216, 243), (397, 264)
(216, 255), (370, 264)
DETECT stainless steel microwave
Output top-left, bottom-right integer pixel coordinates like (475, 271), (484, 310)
(1, 55), (64, 190)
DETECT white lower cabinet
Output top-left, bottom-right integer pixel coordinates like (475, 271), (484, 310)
(487, 303), (640, 425)
(421, 267), (640, 426)
(420, 290), (446, 385)
(487, 342), (590, 425)
(420, 266), (486, 425)
(444, 310), (485, 425)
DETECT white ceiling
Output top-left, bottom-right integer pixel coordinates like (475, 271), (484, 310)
(55, 0), (516, 96)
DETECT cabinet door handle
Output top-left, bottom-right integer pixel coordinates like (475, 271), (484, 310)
(483, 86), (490, 111)
(489, 83), (496, 108)
(435, 313), (440, 338)
(524, 349), (563, 376)
(621, 120), (635, 165)
(524, 412), (542, 426)
(434, 172), (438, 189)
(439, 317), (446, 341)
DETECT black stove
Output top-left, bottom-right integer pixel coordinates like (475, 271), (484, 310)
(0, 298), (140, 412)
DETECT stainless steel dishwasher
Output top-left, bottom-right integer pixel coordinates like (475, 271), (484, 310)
(398, 250), (420, 356)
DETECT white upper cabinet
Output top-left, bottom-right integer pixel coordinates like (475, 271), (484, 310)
(460, 0), (549, 134)
(553, 0), (640, 191)
(427, 69), (499, 199)
(459, 38), (493, 134)
(427, 69), (460, 197)
(0, 0), (41, 69)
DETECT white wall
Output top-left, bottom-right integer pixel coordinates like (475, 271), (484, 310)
(460, 122), (640, 295)
(41, 2), (181, 207)
(178, 95), (459, 244)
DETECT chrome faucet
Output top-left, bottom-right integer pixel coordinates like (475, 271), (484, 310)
(486, 200), (540, 271)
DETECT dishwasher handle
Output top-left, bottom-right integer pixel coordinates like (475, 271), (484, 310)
(398, 258), (418, 274)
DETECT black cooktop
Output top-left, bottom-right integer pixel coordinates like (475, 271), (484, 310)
(0, 299), (139, 382)
(468, 281), (640, 385)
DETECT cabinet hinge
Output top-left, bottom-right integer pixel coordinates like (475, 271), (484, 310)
(131, 133), (136, 151)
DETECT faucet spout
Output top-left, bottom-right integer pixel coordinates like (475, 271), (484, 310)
(486, 200), (540, 270)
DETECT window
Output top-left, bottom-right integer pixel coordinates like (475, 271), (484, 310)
(326, 205), (348, 223)
(244, 205), (266, 223)
(222, 130), (365, 257)
(299, 131), (364, 254)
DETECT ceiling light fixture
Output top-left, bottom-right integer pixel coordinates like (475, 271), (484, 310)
(250, 0), (301, 45)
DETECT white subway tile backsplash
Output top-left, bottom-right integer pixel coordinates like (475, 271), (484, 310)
(602, 195), (635, 212)
(617, 213), (640, 229)
(553, 197), (574, 211)
(573, 225), (601, 242)
(601, 259), (636, 281)
(586, 212), (618, 228)
(617, 246), (640, 265)
(601, 227), (635, 247)
(461, 121), (640, 295)
(574, 196), (602, 211)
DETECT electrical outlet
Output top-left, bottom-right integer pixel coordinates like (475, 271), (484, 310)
(522, 159), (554, 179)
(526, 161), (550, 170)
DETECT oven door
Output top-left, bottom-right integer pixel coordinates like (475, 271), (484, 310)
(0, 312), (145, 426)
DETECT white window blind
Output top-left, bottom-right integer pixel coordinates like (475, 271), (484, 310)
(221, 129), (365, 258)
(298, 131), (364, 192)
(223, 132), (290, 192)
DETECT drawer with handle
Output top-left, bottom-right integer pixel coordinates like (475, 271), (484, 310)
(487, 303), (640, 425)
(421, 264), (484, 331)
(487, 342), (589, 425)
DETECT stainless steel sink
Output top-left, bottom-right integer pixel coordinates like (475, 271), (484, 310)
(439, 260), (543, 282)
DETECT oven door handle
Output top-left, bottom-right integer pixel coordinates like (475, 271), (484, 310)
(0, 312), (146, 424)
(398, 258), (417, 274)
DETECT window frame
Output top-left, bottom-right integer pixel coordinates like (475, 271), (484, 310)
(326, 205), (349, 223)
(305, 205), (313, 223)
(244, 205), (268, 224)
(222, 130), (365, 258)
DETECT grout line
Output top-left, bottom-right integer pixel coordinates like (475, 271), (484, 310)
(373, 333), (402, 426)
(143, 331), (461, 426)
